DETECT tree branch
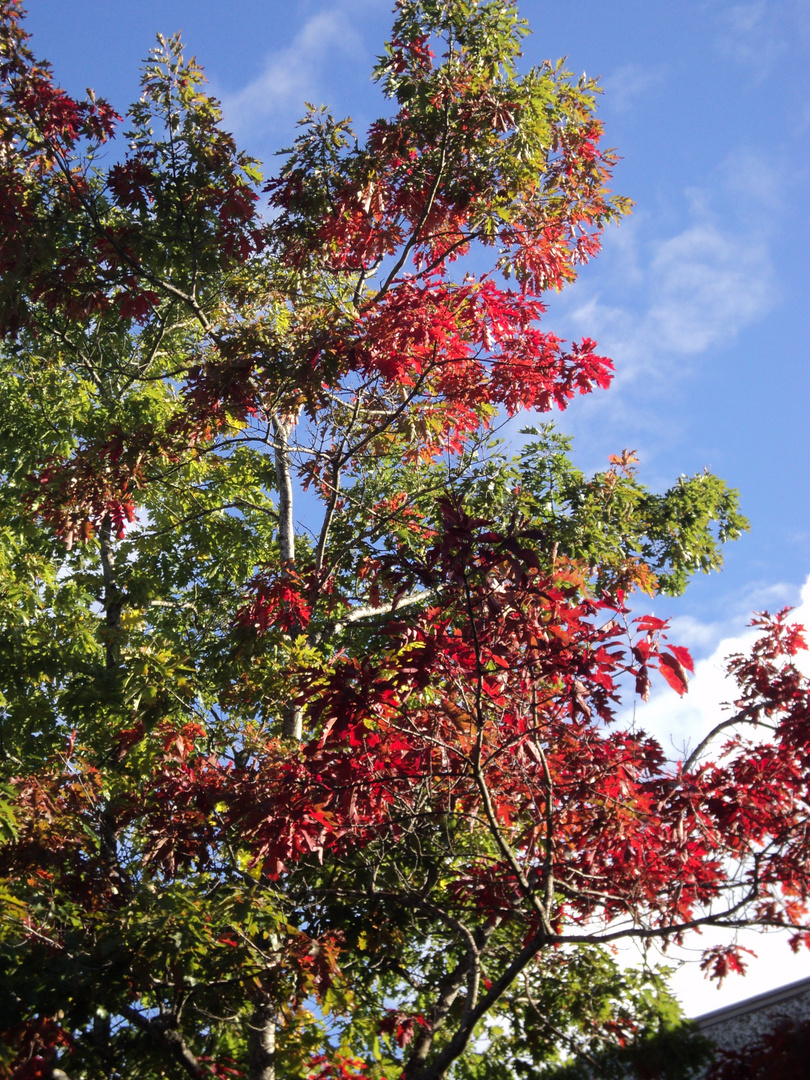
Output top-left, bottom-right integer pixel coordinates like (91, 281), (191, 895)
(369, 107), (451, 308)
(308, 591), (434, 647)
(120, 1006), (206, 1080)
(682, 706), (761, 773)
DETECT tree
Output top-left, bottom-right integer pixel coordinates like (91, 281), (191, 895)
(0, 1), (807, 1078)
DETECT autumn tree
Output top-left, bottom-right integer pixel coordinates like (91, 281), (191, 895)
(1, 2), (808, 1079)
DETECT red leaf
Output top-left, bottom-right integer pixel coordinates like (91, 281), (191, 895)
(635, 666), (651, 702)
(658, 652), (689, 695)
(667, 643), (694, 674)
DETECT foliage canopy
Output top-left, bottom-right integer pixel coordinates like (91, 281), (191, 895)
(0, 2), (807, 1079)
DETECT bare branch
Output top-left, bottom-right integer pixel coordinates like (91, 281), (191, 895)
(308, 591), (434, 647)
(682, 706), (762, 773)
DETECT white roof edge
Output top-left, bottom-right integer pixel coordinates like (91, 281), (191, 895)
(695, 975), (810, 1029)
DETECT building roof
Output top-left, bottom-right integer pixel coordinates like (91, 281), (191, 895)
(695, 975), (810, 1031)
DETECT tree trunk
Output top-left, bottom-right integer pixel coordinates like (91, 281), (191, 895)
(248, 1001), (276, 1080)
(99, 513), (123, 670)
(273, 414), (303, 739)
(272, 415), (295, 565)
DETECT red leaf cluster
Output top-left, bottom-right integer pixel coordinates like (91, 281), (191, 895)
(121, 511), (810, 977)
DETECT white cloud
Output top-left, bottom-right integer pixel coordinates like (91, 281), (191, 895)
(622, 916), (810, 1018)
(219, 10), (363, 135)
(625, 574), (810, 1014)
(630, 575), (809, 754)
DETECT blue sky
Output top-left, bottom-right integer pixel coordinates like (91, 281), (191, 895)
(24, 0), (810, 1015)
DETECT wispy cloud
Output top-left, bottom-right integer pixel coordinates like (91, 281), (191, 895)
(644, 223), (776, 355)
(550, 143), (784, 448)
(602, 63), (665, 115)
(507, 141), (786, 480)
(713, 0), (810, 75)
(724, 1), (769, 36)
(526, 133), (796, 482)
(716, 2), (780, 71)
(218, 9), (363, 136)
(568, 219), (776, 378)
(716, 146), (788, 213)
